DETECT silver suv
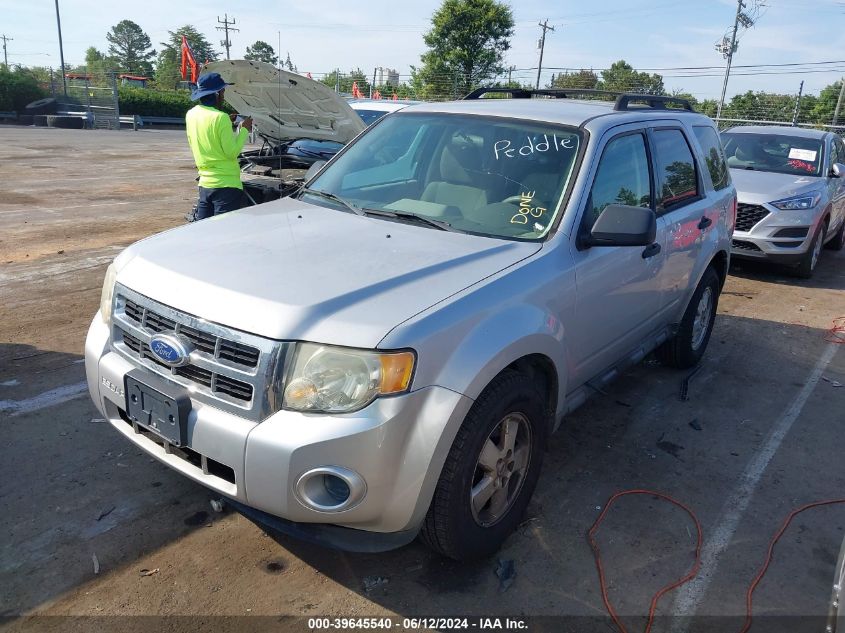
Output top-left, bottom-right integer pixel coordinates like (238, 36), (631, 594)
(722, 125), (845, 278)
(85, 88), (734, 560)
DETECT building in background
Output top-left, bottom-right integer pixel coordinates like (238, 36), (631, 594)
(375, 67), (399, 88)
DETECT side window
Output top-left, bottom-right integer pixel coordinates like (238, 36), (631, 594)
(584, 133), (652, 231)
(693, 126), (731, 191)
(652, 129), (699, 210)
(831, 138), (844, 167)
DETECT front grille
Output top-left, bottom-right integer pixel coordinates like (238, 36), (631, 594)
(732, 239), (762, 252)
(111, 285), (288, 420)
(735, 203), (769, 232)
(122, 331), (253, 401)
(124, 299), (258, 368)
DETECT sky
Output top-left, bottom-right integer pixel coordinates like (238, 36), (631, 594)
(4, 0), (845, 99)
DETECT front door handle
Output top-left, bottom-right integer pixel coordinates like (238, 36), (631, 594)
(698, 216), (713, 230)
(642, 242), (662, 259)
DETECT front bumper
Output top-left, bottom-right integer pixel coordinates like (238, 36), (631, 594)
(731, 202), (821, 263)
(85, 315), (473, 545)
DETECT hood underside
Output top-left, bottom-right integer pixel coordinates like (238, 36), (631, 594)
(205, 60), (366, 145)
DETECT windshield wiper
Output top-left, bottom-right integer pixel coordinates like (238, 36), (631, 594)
(362, 208), (463, 232)
(299, 187), (364, 215)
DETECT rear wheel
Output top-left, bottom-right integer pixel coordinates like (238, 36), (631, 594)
(420, 370), (547, 560)
(657, 267), (720, 369)
(794, 222), (825, 279)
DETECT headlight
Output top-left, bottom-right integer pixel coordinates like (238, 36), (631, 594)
(99, 263), (117, 324)
(282, 343), (415, 413)
(770, 192), (821, 210)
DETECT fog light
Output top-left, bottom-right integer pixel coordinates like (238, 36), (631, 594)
(323, 474), (350, 503)
(294, 466), (366, 512)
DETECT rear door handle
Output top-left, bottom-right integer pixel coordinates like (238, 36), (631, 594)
(698, 216), (713, 230)
(642, 242), (661, 259)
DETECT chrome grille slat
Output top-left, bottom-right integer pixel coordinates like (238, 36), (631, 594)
(111, 285), (288, 421)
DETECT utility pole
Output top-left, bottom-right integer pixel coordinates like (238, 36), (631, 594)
(791, 80), (804, 127)
(536, 19), (555, 90)
(54, 0), (67, 97)
(507, 65), (516, 85)
(716, 0), (752, 120)
(833, 77), (845, 126)
(0, 34), (12, 68)
(216, 14), (239, 60)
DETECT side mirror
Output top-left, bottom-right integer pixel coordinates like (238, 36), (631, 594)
(584, 204), (657, 247)
(831, 162), (845, 178)
(304, 160), (328, 183)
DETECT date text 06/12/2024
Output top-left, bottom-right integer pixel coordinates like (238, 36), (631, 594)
(307, 617), (528, 630)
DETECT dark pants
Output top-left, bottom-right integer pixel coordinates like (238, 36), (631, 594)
(194, 187), (246, 220)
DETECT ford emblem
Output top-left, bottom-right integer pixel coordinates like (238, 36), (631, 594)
(149, 333), (193, 367)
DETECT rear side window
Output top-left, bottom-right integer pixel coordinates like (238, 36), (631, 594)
(584, 133), (652, 231)
(693, 126), (731, 191)
(652, 129), (699, 210)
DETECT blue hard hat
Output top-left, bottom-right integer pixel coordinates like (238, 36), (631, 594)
(190, 72), (232, 101)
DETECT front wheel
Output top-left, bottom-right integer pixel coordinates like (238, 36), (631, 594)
(794, 222), (826, 279)
(657, 267), (720, 369)
(826, 218), (845, 252)
(420, 371), (547, 560)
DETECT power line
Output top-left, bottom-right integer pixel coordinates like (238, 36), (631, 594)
(216, 14), (239, 61)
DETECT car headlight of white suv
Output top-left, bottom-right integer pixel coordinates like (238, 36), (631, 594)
(770, 192), (822, 210)
(282, 343), (415, 413)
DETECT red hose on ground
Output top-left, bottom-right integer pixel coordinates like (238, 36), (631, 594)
(589, 491), (845, 633)
(588, 489), (703, 633)
(826, 317), (845, 344)
(738, 498), (845, 633)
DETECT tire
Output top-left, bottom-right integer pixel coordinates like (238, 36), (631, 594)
(46, 115), (84, 129)
(24, 97), (58, 115)
(794, 222), (826, 279)
(32, 115), (48, 127)
(420, 370), (548, 561)
(826, 218), (845, 252)
(657, 267), (720, 369)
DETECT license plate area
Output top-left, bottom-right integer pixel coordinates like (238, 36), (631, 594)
(124, 370), (191, 447)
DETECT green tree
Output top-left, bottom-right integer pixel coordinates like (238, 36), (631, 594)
(244, 40), (277, 65)
(809, 81), (841, 125)
(320, 68), (370, 95)
(106, 20), (155, 75)
(0, 66), (46, 111)
(598, 60), (664, 94)
(416, 0), (514, 99)
(548, 69), (599, 90)
(156, 25), (218, 87)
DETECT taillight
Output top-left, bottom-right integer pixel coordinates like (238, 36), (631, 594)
(729, 196), (737, 231)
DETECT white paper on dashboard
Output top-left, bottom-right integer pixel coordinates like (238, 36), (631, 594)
(788, 148), (817, 161)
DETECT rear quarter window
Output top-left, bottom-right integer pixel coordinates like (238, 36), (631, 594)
(652, 129), (699, 210)
(693, 126), (731, 191)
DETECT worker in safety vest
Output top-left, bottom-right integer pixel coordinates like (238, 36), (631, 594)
(186, 72), (253, 220)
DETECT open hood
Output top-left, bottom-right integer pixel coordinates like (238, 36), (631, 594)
(205, 60), (365, 145)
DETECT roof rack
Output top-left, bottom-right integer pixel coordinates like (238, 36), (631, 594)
(463, 88), (695, 112)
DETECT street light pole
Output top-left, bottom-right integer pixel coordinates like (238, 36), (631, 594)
(54, 0), (67, 97)
(716, 0), (746, 120)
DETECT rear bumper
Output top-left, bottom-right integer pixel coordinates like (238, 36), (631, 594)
(85, 314), (474, 546)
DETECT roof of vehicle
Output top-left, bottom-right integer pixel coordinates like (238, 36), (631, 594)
(347, 99), (421, 113)
(722, 125), (829, 140)
(398, 98), (714, 129)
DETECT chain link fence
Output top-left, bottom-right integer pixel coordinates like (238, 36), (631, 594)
(43, 70), (121, 129)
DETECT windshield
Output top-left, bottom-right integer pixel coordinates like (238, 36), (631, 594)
(306, 112), (583, 240)
(721, 132), (824, 177)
